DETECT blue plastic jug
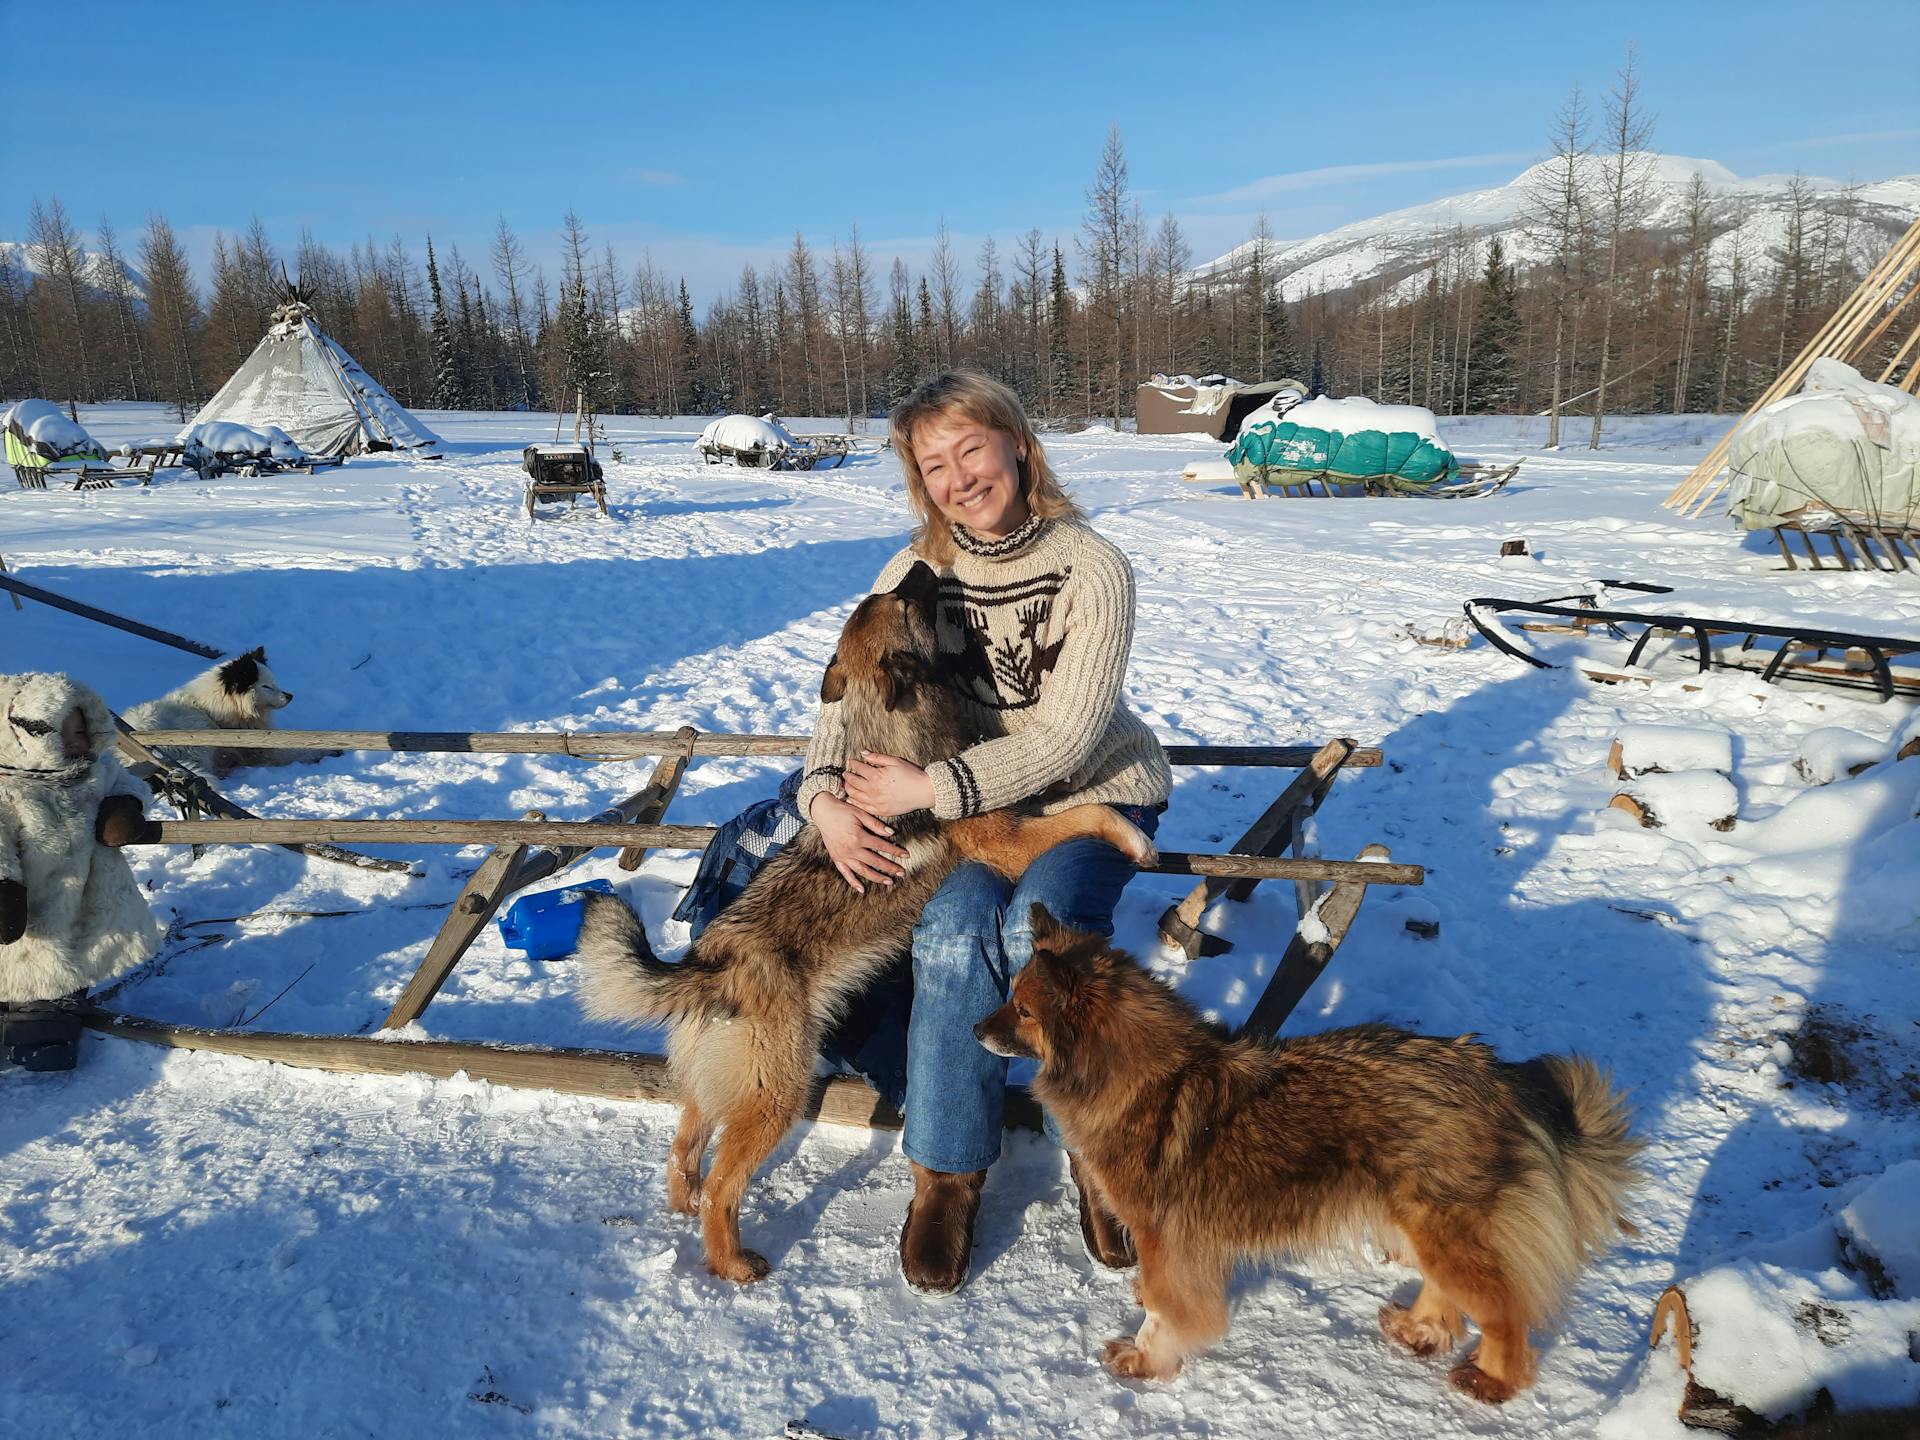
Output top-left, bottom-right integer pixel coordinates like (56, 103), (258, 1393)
(496, 879), (616, 960)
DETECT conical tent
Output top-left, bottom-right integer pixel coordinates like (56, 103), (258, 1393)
(181, 301), (439, 457)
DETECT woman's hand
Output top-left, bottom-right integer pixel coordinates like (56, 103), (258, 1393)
(810, 792), (910, 894)
(844, 752), (935, 818)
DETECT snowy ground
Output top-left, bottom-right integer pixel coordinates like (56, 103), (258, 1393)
(3, 406), (1917, 1438)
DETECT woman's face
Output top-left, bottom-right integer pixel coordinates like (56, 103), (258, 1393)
(913, 412), (1031, 539)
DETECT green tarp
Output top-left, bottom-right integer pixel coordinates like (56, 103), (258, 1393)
(1227, 411), (1459, 492)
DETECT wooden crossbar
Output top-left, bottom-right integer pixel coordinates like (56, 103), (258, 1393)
(123, 729), (1383, 769)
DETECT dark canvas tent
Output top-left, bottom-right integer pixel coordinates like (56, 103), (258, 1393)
(181, 301), (439, 457)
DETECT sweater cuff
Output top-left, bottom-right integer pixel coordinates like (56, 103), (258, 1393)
(927, 757), (982, 820)
(795, 765), (846, 822)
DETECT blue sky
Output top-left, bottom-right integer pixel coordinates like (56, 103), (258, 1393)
(4, 0), (1916, 306)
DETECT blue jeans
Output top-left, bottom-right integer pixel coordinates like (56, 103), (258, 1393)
(901, 805), (1162, 1175)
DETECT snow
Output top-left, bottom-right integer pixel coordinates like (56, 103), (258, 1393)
(1282, 395), (1441, 442)
(5, 397), (100, 455)
(1792, 726), (1887, 785)
(1614, 723), (1733, 776)
(3, 404), (1919, 1437)
(1837, 1160), (1920, 1298)
(1617, 769), (1737, 837)
(698, 413), (798, 452)
(182, 420), (306, 459)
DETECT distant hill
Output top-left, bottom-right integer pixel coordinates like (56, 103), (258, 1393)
(1193, 155), (1920, 303)
(0, 240), (147, 303)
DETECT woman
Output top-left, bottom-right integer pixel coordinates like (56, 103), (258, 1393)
(797, 371), (1171, 1293)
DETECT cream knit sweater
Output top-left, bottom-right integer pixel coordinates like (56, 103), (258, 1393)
(798, 515), (1171, 822)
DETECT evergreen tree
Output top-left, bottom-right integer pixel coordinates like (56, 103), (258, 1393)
(138, 214), (200, 419)
(1466, 237), (1521, 413)
(1047, 244), (1074, 417)
(676, 278), (706, 414)
(426, 238), (464, 409)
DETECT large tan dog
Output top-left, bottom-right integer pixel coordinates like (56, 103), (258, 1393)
(573, 563), (1157, 1283)
(976, 906), (1642, 1402)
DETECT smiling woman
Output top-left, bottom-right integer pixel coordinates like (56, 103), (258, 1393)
(797, 370), (1172, 1295)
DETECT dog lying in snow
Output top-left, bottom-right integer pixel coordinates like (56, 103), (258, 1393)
(122, 648), (327, 780)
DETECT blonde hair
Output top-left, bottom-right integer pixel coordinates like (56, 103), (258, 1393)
(890, 371), (1082, 564)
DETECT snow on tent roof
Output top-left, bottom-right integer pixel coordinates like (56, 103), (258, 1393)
(179, 301), (439, 457)
(4, 399), (105, 464)
(699, 414), (797, 451)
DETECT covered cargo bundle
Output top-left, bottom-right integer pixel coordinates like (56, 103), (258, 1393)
(3, 399), (106, 474)
(1726, 360), (1920, 531)
(1226, 395), (1458, 492)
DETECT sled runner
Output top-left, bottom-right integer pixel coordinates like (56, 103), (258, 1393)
(90, 728), (1422, 1128)
(1464, 584), (1920, 703)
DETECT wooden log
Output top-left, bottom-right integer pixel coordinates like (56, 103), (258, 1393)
(80, 1010), (1052, 1134)
(1241, 844), (1394, 1037)
(137, 818), (1422, 884)
(124, 728), (1384, 770)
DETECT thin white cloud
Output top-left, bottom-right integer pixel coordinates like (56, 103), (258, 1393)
(1770, 127), (1920, 152)
(1186, 152), (1534, 208)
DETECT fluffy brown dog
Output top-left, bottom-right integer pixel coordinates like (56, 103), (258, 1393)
(573, 563), (1157, 1283)
(975, 905), (1642, 1402)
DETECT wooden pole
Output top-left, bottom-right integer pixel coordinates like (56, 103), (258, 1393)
(0, 555), (23, 611)
(138, 818), (1423, 885)
(0, 571), (225, 657)
(123, 728), (1383, 770)
(1241, 844), (1392, 1036)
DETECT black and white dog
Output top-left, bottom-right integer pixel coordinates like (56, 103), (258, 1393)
(122, 648), (319, 780)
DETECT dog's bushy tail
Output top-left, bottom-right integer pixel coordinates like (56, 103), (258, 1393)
(1542, 1054), (1644, 1249)
(1492, 1054), (1643, 1324)
(572, 892), (707, 1028)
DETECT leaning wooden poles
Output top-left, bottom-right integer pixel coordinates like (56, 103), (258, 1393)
(1665, 215), (1920, 517)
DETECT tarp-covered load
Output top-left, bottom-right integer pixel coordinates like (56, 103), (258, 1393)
(182, 421), (307, 461)
(1727, 359), (1920, 531)
(1137, 374), (1308, 441)
(696, 414), (799, 468)
(180, 301), (440, 458)
(1227, 395), (1459, 491)
(4, 399), (106, 474)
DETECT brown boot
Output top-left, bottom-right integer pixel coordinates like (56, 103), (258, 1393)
(1070, 1152), (1136, 1268)
(899, 1161), (987, 1294)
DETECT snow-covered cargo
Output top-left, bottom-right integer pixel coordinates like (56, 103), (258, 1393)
(1727, 359), (1920, 531)
(695, 413), (799, 467)
(3, 398), (106, 472)
(1226, 394), (1459, 490)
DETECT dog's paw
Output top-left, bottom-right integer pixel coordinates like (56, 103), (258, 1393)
(667, 1172), (702, 1217)
(1102, 1337), (1179, 1382)
(709, 1249), (771, 1284)
(1448, 1360), (1518, 1405)
(1379, 1304), (1456, 1359)
(1115, 822), (1158, 870)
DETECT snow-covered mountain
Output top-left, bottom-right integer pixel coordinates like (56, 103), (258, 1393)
(1194, 155), (1920, 304)
(0, 240), (146, 300)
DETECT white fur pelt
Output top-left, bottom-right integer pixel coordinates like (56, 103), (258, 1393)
(0, 672), (166, 1002)
(122, 648), (295, 781)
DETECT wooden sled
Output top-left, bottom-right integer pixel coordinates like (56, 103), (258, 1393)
(522, 443), (608, 519)
(89, 729), (1423, 1128)
(1183, 458), (1519, 500)
(1770, 518), (1920, 575)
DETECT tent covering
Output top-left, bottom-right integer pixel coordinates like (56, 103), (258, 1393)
(4, 399), (105, 472)
(1727, 359), (1920, 531)
(179, 301), (439, 457)
(1226, 395), (1458, 490)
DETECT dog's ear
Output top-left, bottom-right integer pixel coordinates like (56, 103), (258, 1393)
(219, 653), (260, 696)
(880, 652), (927, 712)
(820, 653), (846, 705)
(1028, 903), (1094, 992)
(1028, 902), (1065, 948)
(247, 645), (268, 664)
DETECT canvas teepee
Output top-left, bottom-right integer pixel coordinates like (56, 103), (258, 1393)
(181, 298), (439, 457)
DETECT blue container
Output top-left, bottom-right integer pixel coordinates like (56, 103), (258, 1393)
(497, 879), (616, 961)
